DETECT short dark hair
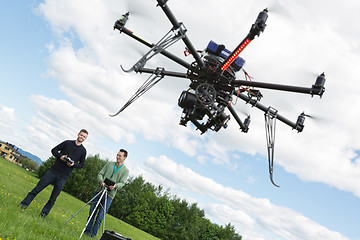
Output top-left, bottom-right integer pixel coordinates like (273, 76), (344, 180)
(79, 129), (88, 135)
(119, 149), (128, 158)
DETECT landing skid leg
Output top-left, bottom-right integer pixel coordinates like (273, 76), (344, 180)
(265, 107), (280, 187)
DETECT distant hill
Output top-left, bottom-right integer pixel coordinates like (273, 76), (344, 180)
(17, 148), (43, 165)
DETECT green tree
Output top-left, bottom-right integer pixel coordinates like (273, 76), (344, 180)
(63, 154), (105, 201)
(38, 156), (55, 178)
(109, 175), (155, 220)
(198, 218), (220, 240)
(18, 157), (39, 172)
(216, 223), (242, 240)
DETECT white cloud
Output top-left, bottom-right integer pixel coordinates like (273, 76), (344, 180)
(0, 104), (17, 129)
(206, 203), (255, 230)
(0, 105), (22, 147)
(143, 155), (349, 240)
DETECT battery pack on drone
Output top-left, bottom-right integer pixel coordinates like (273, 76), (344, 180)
(205, 40), (245, 71)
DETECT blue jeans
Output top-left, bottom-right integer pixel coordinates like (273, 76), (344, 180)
(21, 169), (67, 215)
(84, 191), (113, 237)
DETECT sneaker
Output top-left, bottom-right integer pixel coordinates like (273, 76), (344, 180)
(40, 212), (47, 218)
(19, 203), (27, 209)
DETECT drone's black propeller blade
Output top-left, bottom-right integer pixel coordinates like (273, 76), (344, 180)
(236, 105), (251, 117)
(303, 113), (315, 119)
(267, 1), (292, 19)
(302, 112), (323, 122)
(125, 1), (149, 19)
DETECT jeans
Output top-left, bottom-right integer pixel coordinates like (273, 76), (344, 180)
(84, 191), (113, 237)
(20, 169), (67, 216)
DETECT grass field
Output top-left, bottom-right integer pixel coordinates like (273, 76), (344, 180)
(0, 157), (159, 240)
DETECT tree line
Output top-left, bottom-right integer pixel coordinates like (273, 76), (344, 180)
(38, 155), (242, 240)
(17, 156), (40, 172)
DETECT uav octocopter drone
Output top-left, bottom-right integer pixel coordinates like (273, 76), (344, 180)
(111, 0), (326, 187)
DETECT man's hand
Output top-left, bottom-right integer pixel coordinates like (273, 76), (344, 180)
(101, 182), (116, 190)
(66, 161), (74, 167)
(61, 155), (74, 167)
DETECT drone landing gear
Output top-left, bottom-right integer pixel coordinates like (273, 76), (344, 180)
(110, 68), (165, 116)
(121, 23), (186, 73)
(265, 107), (280, 187)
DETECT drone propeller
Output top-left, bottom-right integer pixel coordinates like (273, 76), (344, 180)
(301, 112), (323, 122)
(233, 104), (252, 119)
(124, 1), (150, 18)
(267, 1), (286, 14)
(303, 113), (314, 118)
(239, 108), (251, 118)
(267, 0), (293, 20)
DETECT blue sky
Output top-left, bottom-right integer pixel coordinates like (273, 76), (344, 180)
(1, 0), (360, 239)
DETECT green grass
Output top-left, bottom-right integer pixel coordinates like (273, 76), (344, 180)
(0, 157), (159, 240)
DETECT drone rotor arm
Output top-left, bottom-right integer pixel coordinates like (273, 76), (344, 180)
(234, 91), (301, 130)
(138, 67), (188, 79)
(232, 80), (313, 94)
(121, 27), (187, 73)
(114, 20), (191, 69)
(232, 74), (325, 97)
(217, 8), (268, 72)
(227, 105), (249, 132)
(156, 0), (204, 68)
(219, 38), (252, 72)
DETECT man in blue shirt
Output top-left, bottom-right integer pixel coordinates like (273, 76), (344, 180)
(20, 129), (88, 218)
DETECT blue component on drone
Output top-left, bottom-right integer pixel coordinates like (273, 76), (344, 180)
(205, 40), (245, 71)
